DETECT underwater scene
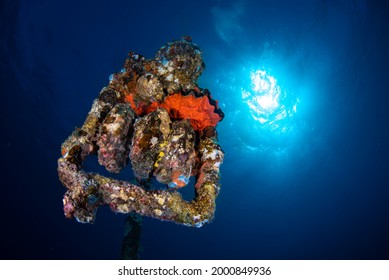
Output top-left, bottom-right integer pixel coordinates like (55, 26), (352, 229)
(1, 0), (388, 259)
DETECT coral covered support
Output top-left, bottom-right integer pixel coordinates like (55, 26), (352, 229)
(58, 38), (224, 227)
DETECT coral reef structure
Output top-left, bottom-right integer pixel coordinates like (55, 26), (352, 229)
(58, 37), (224, 228)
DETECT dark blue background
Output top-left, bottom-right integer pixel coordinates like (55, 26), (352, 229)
(1, 0), (388, 259)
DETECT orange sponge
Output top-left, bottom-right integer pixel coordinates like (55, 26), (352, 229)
(161, 94), (221, 131)
(125, 93), (222, 131)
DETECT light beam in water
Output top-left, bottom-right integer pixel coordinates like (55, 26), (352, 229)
(242, 69), (298, 131)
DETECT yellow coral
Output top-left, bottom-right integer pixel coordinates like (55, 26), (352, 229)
(154, 150), (166, 168)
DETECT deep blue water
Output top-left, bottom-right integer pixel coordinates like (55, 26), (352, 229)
(1, 0), (388, 259)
